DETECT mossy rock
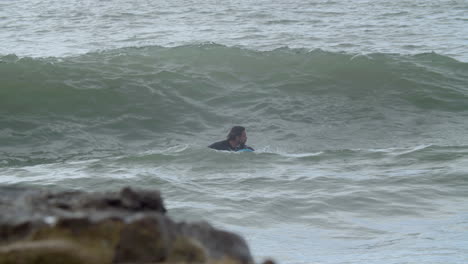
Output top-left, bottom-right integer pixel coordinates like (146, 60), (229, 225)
(0, 240), (99, 264)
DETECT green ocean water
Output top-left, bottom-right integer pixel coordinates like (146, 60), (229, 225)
(1, 46), (468, 263)
(2, 46), (468, 157)
(1, 0), (468, 263)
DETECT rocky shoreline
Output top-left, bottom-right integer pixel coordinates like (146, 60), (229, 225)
(0, 187), (273, 264)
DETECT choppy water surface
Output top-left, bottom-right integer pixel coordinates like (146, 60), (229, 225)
(1, 0), (468, 60)
(1, 0), (468, 263)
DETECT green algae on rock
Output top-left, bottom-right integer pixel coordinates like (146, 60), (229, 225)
(0, 187), (256, 264)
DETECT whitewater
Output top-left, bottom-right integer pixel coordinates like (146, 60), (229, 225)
(1, 0), (468, 263)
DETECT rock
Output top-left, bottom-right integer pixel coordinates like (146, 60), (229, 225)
(177, 221), (254, 264)
(27, 186), (167, 214)
(166, 236), (207, 263)
(0, 239), (99, 264)
(0, 186), (254, 264)
(113, 214), (171, 263)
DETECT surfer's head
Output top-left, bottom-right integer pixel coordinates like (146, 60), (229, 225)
(227, 126), (247, 145)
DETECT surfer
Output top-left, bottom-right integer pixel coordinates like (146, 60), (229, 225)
(209, 126), (254, 152)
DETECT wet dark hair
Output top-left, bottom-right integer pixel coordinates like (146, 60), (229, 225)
(227, 126), (245, 141)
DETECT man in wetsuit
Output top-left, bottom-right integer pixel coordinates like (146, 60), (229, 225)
(208, 126), (254, 152)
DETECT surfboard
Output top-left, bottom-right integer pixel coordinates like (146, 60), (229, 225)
(237, 149), (254, 152)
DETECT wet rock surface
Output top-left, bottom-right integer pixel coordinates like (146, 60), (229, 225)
(0, 186), (256, 264)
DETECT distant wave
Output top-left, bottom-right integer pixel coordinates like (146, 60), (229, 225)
(2, 45), (467, 119)
(1, 44), (468, 161)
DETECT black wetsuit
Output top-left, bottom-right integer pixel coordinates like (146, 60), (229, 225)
(208, 140), (254, 152)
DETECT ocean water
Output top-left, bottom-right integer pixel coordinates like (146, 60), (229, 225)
(1, 0), (468, 263)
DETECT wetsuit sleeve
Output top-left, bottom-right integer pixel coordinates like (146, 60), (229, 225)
(208, 142), (220, 149)
(208, 140), (231, 151)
